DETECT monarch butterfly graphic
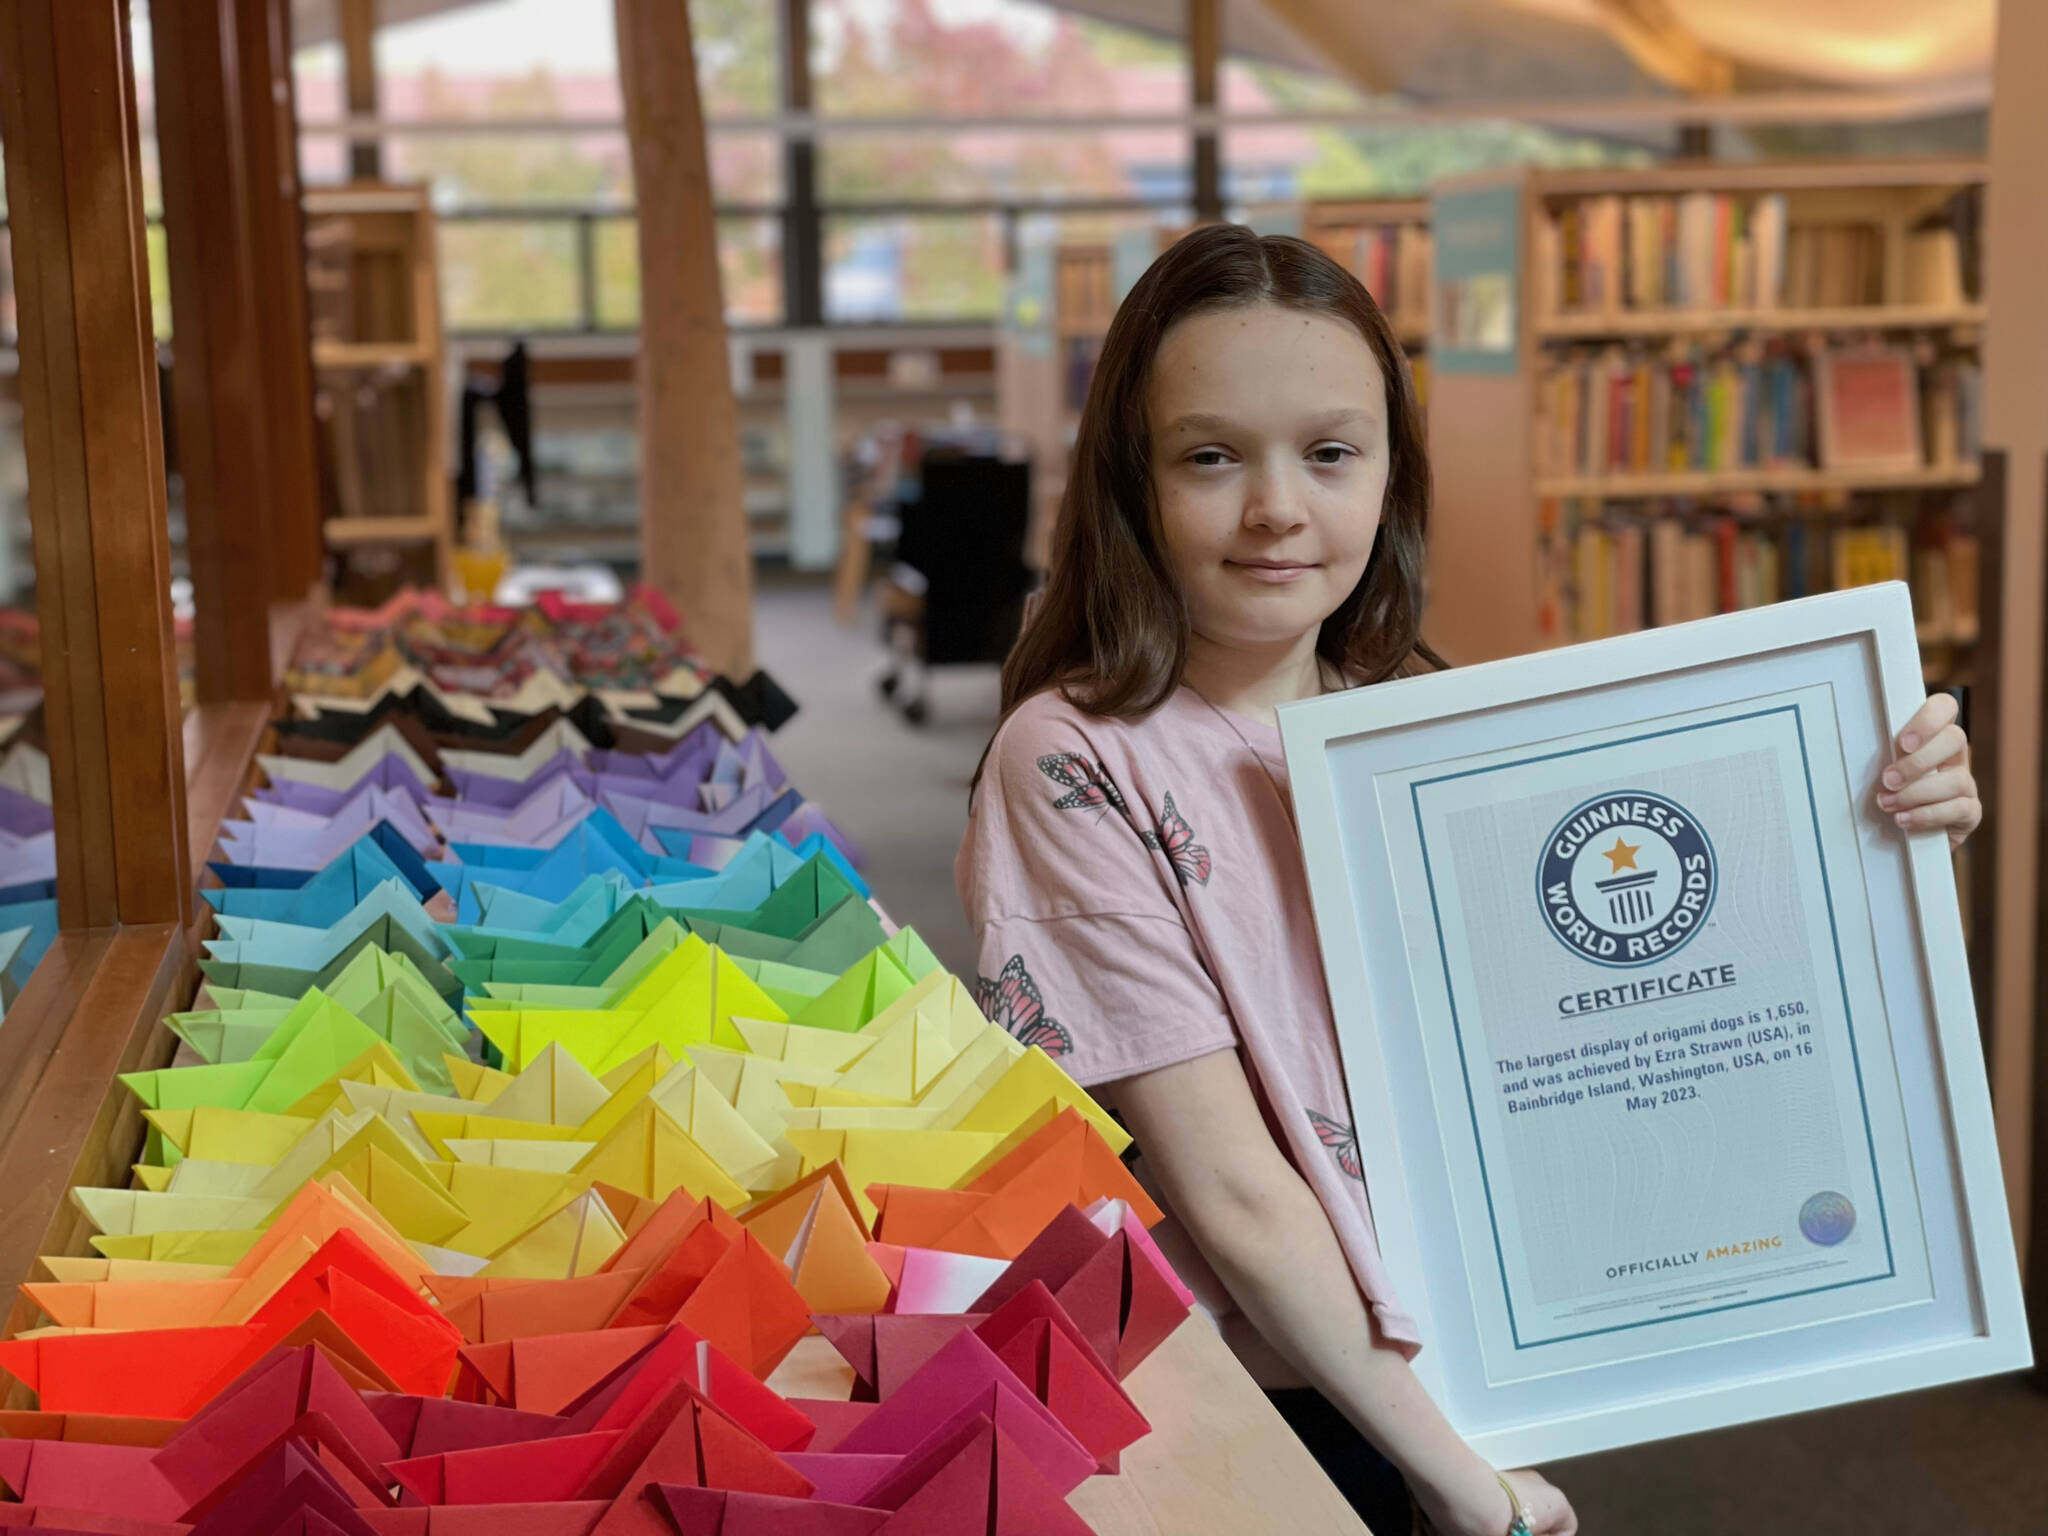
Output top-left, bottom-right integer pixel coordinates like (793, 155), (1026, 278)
(1036, 753), (1131, 817)
(1307, 1109), (1363, 1181)
(974, 955), (1074, 1059)
(1145, 791), (1212, 887)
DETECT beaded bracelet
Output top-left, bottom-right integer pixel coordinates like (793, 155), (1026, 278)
(1497, 1474), (1534, 1536)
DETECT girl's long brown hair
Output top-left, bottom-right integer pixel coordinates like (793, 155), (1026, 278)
(998, 222), (1440, 727)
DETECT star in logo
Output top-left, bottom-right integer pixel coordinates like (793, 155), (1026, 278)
(1601, 836), (1641, 873)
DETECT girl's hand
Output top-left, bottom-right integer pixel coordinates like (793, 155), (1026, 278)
(1503, 1468), (1579, 1535)
(1875, 692), (1980, 848)
(1418, 1464), (1576, 1536)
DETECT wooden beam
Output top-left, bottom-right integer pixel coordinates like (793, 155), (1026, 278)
(235, 0), (326, 603)
(615, 0), (754, 677)
(1588, 0), (1735, 97)
(0, 0), (192, 928)
(1189, 0), (1221, 223)
(153, 0), (277, 701)
(340, 0), (379, 180)
(780, 0), (822, 328)
(1249, 1), (1400, 97)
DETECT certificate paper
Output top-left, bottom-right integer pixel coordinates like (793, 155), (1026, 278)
(1379, 685), (1931, 1383)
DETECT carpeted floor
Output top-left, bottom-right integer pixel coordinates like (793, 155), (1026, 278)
(754, 576), (2048, 1536)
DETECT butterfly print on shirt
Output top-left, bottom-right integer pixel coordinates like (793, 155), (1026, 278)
(1145, 791), (1212, 887)
(974, 954), (1075, 1059)
(1307, 1109), (1363, 1181)
(1036, 752), (1133, 818)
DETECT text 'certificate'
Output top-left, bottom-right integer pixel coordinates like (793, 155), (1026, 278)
(1379, 685), (1932, 1384)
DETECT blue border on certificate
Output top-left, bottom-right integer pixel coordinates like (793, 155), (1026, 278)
(1407, 702), (1896, 1351)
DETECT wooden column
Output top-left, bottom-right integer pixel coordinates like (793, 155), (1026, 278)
(616, 0), (755, 677)
(0, 0), (192, 928)
(1983, 0), (2048, 1266)
(341, 0), (379, 181)
(154, 0), (277, 700)
(235, 0), (325, 603)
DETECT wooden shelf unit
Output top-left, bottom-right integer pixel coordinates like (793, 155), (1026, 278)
(1534, 302), (1986, 340)
(303, 184), (455, 585)
(1425, 158), (1989, 668)
(1535, 463), (1982, 500)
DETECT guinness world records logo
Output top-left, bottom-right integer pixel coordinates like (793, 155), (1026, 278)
(1537, 790), (1717, 968)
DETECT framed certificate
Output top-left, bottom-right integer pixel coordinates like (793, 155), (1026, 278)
(1279, 583), (2028, 1466)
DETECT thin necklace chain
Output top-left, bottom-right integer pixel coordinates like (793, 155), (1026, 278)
(1186, 656), (1342, 827)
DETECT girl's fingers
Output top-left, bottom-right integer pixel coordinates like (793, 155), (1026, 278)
(1891, 793), (1980, 833)
(1882, 722), (1968, 790)
(1877, 766), (1975, 812)
(1895, 693), (1959, 758)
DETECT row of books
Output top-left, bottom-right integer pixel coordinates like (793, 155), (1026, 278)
(1535, 192), (1972, 317)
(1534, 342), (1982, 480)
(1539, 503), (1981, 642)
(1308, 221), (1433, 333)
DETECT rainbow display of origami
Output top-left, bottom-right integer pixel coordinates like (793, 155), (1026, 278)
(0, 596), (1191, 1536)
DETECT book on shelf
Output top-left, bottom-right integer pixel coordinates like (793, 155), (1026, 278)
(1539, 502), (1978, 644)
(1921, 356), (1984, 468)
(1535, 189), (1972, 319)
(1535, 337), (1979, 482)
(1814, 346), (1922, 471)
(1312, 221), (1433, 334)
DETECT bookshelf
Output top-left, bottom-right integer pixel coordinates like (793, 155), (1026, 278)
(1426, 159), (1989, 677)
(1300, 197), (1433, 398)
(303, 184), (455, 585)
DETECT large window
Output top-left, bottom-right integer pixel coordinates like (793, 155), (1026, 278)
(813, 0), (1186, 118)
(807, 0), (1192, 324)
(820, 127), (1185, 203)
(592, 214), (784, 329)
(299, 0), (784, 328)
(373, 0), (624, 120)
(824, 211), (1005, 322)
(284, 0), (1654, 336)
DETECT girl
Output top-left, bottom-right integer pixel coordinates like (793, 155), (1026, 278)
(956, 224), (1981, 1536)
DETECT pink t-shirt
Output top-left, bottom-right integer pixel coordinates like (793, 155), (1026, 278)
(955, 683), (1421, 1356)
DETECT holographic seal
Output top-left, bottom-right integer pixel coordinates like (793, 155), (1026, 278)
(1798, 1190), (1856, 1246)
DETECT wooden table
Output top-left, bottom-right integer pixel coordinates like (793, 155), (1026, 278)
(769, 1318), (1374, 1535)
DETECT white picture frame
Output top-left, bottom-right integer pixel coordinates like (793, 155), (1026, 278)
(1278, 583), (2027, 1467)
